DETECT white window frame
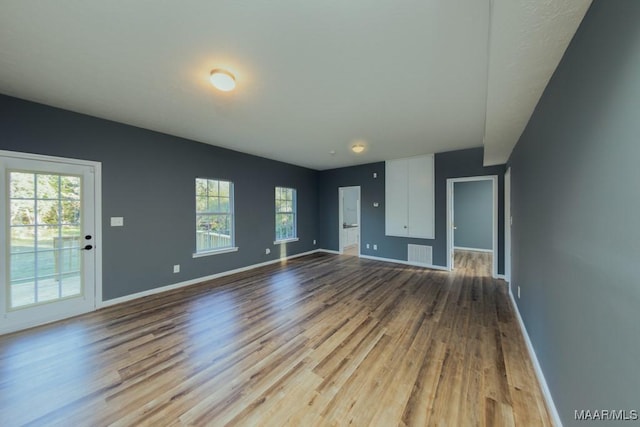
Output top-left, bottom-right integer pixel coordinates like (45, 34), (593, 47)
(274, 187), (298, 244)
(193, 178), (238, 258)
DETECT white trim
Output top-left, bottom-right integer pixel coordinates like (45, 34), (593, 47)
(504, 167), (512, 284)
(273, 238), (299, 245)
(338, 186), (361, 256)
(99, 249), (320, 308)
(495, 274), (506, 280)
(0, 150), (103, 335)
(0, 150), (101, 167)
(358, 254), (449, 271)
(446, 175), (499, 278)
(318, 249), (341, 255)
(453, 246), (493, 253)
(0, 305), (94, 335)
(338, 188), (343, 253)
(93, 163), (103, 310)
(316, 249), (448, 271)
(192, 246), (239, 258)
(508, 290), (563, 427)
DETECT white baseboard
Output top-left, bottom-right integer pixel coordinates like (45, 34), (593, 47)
(454, 246), (493, 253)
(317, 249), (341, 255)
(99, 249), (321, 308)
(0, 306), (94, 336)
(508, 289), (563, 427)
(317, 249), (449, 271)
(358, 253), (449, 271)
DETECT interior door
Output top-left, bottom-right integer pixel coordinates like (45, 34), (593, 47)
(1, 154), (96, 332)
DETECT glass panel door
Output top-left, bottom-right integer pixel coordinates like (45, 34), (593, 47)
(8, 171), (83, 309)
(1, 152), (97, 333)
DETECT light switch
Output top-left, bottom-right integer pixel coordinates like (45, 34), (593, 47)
(110, 217), (124, 227)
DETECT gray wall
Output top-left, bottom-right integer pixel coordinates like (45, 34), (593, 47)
(0, 95), (318, 300)
(454, 180), (493, 250)
(508, 1), (640, 425)
(342, 187), (359, 225)
(318, 147), (505, 272)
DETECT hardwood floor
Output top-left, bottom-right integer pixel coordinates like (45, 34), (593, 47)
(0, 251), (552, 426)
(342, 244), (359, 257)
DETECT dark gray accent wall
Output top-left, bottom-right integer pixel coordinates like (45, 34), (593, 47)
(0, 95), (318, 300)
(454, 180), (493, 250)
(318, 147), (505, 272)
(508, 1), (640, 425)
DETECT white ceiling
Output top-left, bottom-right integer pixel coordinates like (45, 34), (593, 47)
(483, 0), (592, 166)
(0, 1), (590, 170)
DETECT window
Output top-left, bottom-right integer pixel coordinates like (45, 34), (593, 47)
(195, 178), (235, 255)
(275, 187), (297, 242)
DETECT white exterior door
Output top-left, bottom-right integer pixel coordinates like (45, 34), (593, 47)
(1, 152), (99, 333)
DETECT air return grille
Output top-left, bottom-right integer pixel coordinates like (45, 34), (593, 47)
(408, 244), (432, 266)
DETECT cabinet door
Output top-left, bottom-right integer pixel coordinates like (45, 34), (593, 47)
(385, 159), (408, 236)
(407, 155), (434, 238)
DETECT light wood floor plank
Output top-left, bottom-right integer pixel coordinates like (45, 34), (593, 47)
(0, 251), (553, 426)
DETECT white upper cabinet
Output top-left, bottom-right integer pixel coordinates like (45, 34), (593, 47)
(385, 154), (435, 239)
(385, 159), (409, 236)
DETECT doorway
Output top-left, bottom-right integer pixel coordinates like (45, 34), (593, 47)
(446, 176), (498, 277)
(338, 186), (360, 256)
(0, 150), (102, 333)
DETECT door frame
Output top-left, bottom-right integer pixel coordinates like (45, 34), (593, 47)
(446, 175), (498, 277)
(0, 150), (102, 334)
(338, 186), (361, 256)
(504, 167), (512, 285)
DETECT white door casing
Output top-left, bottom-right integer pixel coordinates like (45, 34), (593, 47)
(0, 150), (102, 334)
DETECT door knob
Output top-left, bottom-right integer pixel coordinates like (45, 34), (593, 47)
(81, 245), (93, 251)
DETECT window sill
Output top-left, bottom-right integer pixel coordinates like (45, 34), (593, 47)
(192, 247), (239, 258)
(273, 238), (299, 245)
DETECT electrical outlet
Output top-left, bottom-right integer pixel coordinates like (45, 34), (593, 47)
(173, 264), (180, 273)
(313, 239), (316, 245)
(366, 243), (370, 249)
(373, 244), (378, 251)
(373, 172), (377, 178)
(518, 286), (521, 299)
(265, 248), (271, 255)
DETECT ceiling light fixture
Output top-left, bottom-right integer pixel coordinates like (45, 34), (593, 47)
(209, 69), (236, 91)
(351, 143), (365, 153)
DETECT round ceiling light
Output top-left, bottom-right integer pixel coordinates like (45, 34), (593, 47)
(351, 143), (365, 153)
(210, 69), (236, 91)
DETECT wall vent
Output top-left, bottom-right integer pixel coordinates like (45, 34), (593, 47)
(408, 244), (432, 266)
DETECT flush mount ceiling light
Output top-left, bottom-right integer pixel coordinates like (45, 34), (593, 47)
(351, 143), (365, 153)
(209, 69), (236, 91)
